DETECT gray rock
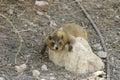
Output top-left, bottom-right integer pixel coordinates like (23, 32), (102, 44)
(97, 51), (107, 58)
(15, 64), (27, 73)
(92, 43), (102, 51)
(41, 64), (48, 71)
(50, 76), (56, 80)
(96, 4), (102, 8)
(19, 0), (24, 2)
(35, 1), (48, 6)
(115, 15), (120, 19)
(41, 79), (46, 80)
(8, 9), (14, 15)
(32, 70), (40, 77)
(0, 77), (5, 80)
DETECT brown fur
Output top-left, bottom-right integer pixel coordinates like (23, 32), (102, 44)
(45, 23), (88, 51)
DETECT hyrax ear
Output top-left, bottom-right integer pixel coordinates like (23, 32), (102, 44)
(48, 35), (52, 40)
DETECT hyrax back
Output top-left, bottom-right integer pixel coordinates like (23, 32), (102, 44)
(46, 23), (88, 51)
(61, 23), (88, 40)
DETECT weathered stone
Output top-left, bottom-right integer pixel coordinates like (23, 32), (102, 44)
(96, 4), (102, 8)
(19, 0), (24, 2)
(41, 79), (46, 80)
(92, 43), (102, 51)
(7, 9), (14, 15)
(97, 51), (107, 58)
(0, 77), (5, 80)
(32, 70), (40, 77)
(41, 64), (48, 71)
(35, 1), (49, 12)
(50, 76), (56, 80)
(35, 1), (48, 6)
(15, 64), (27, 73)
(49, 37), (104, 74)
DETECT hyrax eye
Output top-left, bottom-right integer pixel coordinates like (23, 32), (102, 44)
(51, 42), (55, 46)
(59, 42), (62, 45)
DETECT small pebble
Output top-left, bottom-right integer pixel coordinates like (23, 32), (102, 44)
(15, 64), (27, 72)
(0, 77), (5, 80)
(19, 0), (24, 2)
(41, 64), (48, 71)
(41, 79), (46, 80)
(32, 70), (40, 77)
(50, 73), (54, 76)
(96, 4), (102, 8)
(81, 79), (87, 80)
(96, 51), (107, 58)
(115, 15), (119, 19)
(35, 1), (48, 6)
(61, 18), (65, 23)
(50, 76), (56, 80)
(49, 20), (57, 27)
(8, 9), (14, 15)
(65, 74), (71, 78)
(92, 43), (102, 50)
(99, 78), (106, 80)
(36, 11), (44, 15)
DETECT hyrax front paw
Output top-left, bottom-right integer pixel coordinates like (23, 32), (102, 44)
(68, 44), (73, 52)
(67, 41), (73, 52)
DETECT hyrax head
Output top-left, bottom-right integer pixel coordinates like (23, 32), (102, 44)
(46, 30), (68, 51)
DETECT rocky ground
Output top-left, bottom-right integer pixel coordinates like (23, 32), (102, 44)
(0, 0), (120, 80)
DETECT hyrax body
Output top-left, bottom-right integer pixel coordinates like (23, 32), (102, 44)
(45, 23), (88, 51)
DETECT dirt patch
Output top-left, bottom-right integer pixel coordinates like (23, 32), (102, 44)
(0, 0), (120, 80)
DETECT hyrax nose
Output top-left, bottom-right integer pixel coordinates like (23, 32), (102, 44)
(56, 47), (58, 50)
